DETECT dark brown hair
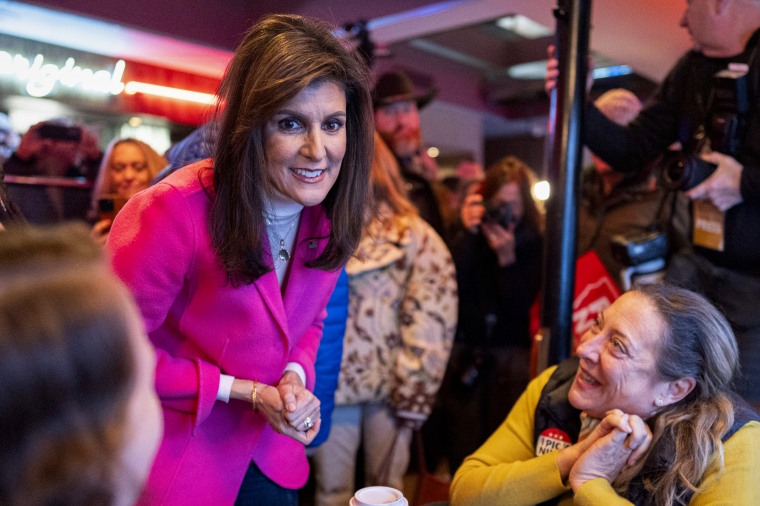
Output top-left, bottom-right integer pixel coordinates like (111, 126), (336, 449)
(211, 14), (374, 285)
(0, 224), (135, 506)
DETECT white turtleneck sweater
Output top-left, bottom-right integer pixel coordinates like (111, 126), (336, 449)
(262, 191), (303, 286)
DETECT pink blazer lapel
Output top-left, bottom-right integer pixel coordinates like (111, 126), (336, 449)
(252, 224), (290, 337)
(254, 206), (330, 339)
(253, 269), (288, 337)
(283, 206), (331, 321)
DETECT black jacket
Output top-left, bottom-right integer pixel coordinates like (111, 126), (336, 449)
(585, 30), (760, 271)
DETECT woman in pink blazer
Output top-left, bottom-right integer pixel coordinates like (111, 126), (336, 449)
(107, 14), (373, 506)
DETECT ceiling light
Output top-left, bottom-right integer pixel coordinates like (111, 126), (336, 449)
(507, 60), (548, 80)
(496, 15), (551, 39)
(592, 65), (633, 78)
(507, 60), (635, 80)
(124, 81), (216, 105)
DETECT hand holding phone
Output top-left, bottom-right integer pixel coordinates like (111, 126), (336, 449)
(38, 124), (82, 142)
(97, 196), (128, 222)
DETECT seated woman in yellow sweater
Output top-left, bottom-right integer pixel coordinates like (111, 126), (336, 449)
(451, 284), (760, 506)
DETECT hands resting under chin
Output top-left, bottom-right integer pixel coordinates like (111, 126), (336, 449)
(559, 409), (653, 493)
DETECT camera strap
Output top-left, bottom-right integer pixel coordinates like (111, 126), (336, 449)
(650, 185), (676, 234)
(691, 30), (760, 155)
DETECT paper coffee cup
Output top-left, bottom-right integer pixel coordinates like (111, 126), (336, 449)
(351, 486), (406, 506)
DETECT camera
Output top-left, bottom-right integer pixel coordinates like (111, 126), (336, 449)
(661, 67), (748, 191)
(482, 202), (514, 229)
(38, 124), (82, 142)
(610, 229), (668, 266)
(660, 150), (717, 191)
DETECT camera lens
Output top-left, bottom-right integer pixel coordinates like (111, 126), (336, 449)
(660, 151), (716, 191)
(680, 157), (716, 191)
(661, 151), (687, 190)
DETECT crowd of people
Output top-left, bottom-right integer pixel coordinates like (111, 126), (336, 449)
(1, 1), (760, 505)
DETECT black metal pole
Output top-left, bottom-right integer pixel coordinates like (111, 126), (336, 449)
(539, 0), (591, 367)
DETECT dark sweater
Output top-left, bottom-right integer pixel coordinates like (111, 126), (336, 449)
(451, 222), (543, 348)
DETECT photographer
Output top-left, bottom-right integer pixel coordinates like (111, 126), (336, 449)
(578, 88), (675, 290)
(546, 0), (760, 406)
(433, 156), (543, 472)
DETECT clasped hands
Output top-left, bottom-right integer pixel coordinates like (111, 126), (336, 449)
(232, 371), (321, 445)
(558, 409), (653, 493)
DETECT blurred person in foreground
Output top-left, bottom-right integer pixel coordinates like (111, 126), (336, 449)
(311, 134), (457, 505)
(546, 0), (760, 406)
(90, 138), (168, 244)
(107, 14), (373, 506)
(0, 223), (162, 506)
(433, 156), (543, 472)
(451, 284), (760, 506)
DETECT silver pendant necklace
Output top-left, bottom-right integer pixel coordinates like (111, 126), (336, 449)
(265, 214), (298, 264)
(277, 240), (290, 262)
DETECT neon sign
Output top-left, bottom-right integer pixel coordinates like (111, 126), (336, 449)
(0, 50), (125, 98)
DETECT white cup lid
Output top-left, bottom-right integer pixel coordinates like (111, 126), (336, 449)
(352, 486), (406, 506)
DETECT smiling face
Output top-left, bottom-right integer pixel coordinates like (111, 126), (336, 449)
(110, 142), (152, 200)
(568, 291), (674, 419)
(263, 80), (347, 207)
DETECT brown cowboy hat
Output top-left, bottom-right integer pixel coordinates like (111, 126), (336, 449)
(372, 69), (438, 109)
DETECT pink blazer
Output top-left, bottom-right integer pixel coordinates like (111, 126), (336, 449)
(108, 160), (340, 505)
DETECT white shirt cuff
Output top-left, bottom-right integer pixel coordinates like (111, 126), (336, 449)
(284, 362), (306, 386)
(217, 374), (235, 402)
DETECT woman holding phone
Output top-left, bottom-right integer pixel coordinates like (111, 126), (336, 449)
(90, 138), (168, 245)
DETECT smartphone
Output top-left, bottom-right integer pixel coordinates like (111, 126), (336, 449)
(97, 197), (128, 222)
(38, 124), (82, 142)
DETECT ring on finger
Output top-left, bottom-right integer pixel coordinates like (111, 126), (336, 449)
(303, 416), (313, 430)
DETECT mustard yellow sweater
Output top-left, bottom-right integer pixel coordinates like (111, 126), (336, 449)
(451, 366), (760, 506)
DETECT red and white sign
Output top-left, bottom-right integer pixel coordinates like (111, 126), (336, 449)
(571, 251), (621, 349)
(535, 428), (573, 456)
